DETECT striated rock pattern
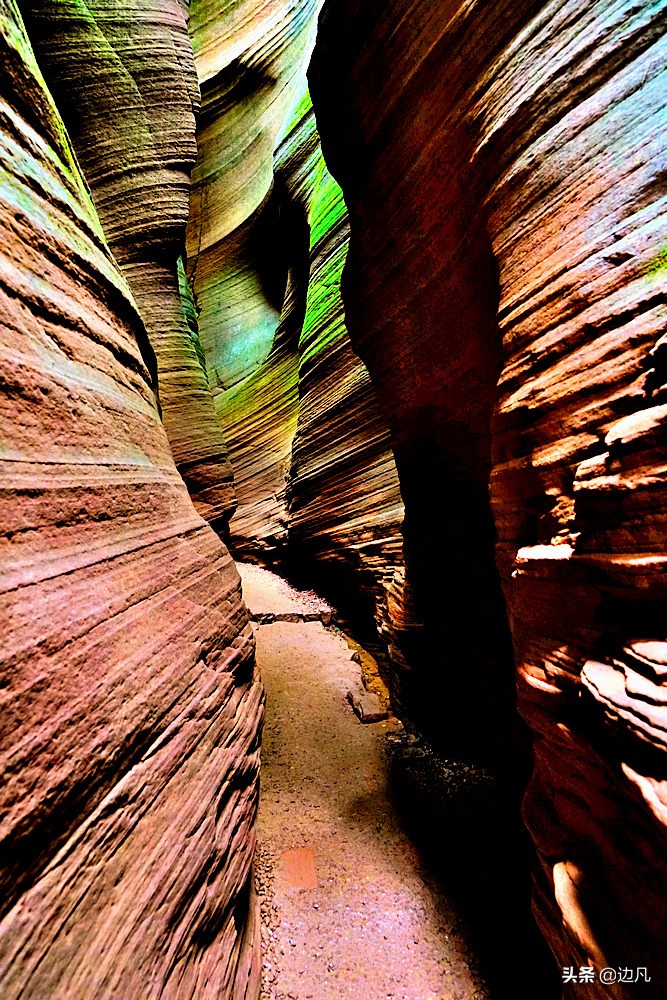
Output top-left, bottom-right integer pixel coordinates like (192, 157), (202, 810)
(22, 0), (236, 526)
(287, 100), (406, 655)
(184, 0), (408, 648)
(487, 9), (667, 989)
(311, 0), (667, 990)
(310, 0), (515, 754)
(211, 94), (320, 557)
(0, 4), (262, 996)
(185, 0), (321, 471)
(190, 69), (408, 654)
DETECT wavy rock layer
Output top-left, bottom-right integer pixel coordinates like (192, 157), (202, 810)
(0, 5), (262, 997)
(212, 94), (319, 557)
(191, 71), (408, 651)
(311, 0), (667, 989)
(22, 0), (236, 525)
(311, 1), (515, 754)
(287, 97), (406, 652)
(183, 0), (322, 539)
(185, 0), (320, 501)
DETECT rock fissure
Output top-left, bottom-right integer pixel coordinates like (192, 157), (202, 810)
(1, 0), (665, 996)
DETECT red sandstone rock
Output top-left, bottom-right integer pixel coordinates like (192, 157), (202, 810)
(310, 0), (514, 753)
(22, 0), (236, 525)
(0, 6), (262, 996)
(310, 0), (667, 991)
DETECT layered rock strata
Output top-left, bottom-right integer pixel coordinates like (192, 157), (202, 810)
(184, 2), (408, 654)
(311, 0), (667, 990)
(22, 0), (236, 526)
(189, 68), (408, 653)
(185, 0), (321, 540)
(287, 100), (406, 653)
(209, 96), (320, 557)
(310, 1), (515, 755)
(0, 4), (262, 996)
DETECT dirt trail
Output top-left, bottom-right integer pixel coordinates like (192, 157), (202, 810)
(239, 564), (489, 1000)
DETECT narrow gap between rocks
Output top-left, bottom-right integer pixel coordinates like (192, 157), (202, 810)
(240, 564), (557, 1000)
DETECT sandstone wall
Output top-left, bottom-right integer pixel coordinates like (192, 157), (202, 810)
(310, 0), (667, 991)
(184, 0), (321, 540)
(286, 94), (406, 658)
(210, 93), (320, 558)
(22, 0), (236, 526)
(0, 3), (262, 995)
(205, 86), (408, 658)
(311, 0), (515, 755)
(184, 1), (408, 658)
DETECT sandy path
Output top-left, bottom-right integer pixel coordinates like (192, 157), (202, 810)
(238, 564), (488, 1000)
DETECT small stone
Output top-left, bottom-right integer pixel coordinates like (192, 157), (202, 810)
(346, 685), (388, 723)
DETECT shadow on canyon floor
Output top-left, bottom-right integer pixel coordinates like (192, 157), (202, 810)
(385, 729), (561, 999)
(235, 552), (561, 997)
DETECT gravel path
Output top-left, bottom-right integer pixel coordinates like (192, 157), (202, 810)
(238, 564), (489, 1000)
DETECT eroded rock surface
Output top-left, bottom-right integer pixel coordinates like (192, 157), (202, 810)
(185, 0), (321, 542)
(22, 0), (236, 526)
(209, 94), (320, 559)
(0, 5), (262, 996)
(310, 0), (667, 991)
(286, 93), (406, 662)
(310, 0), (515, 755)
(185, 5), (408, 655)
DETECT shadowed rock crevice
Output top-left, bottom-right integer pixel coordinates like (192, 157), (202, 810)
(309, 1), (515, 762)
(309, 1), (667, 994)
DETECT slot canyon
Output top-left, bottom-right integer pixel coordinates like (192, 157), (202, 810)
(1, 0), (665, 996)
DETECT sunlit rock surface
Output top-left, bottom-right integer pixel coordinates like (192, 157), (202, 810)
(287, 94), (406, 656)
(22, 0), (236, 525)
(185, 3), (407, 645)
(194, 79), (407, 649)
(311, 0), (667, 990)
(0, 5), (262, 996)
(185, 0), (321, 537)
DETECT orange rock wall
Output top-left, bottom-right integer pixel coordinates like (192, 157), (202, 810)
(311, 0), (667, 991)
(0, 3), (262, 996)
(22, 0), (236, 525)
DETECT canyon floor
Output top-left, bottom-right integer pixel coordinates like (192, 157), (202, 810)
(239, 563), (489, 1000)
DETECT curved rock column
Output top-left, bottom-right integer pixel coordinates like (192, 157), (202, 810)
(0, 5), (262, 996)
(22, 0), (236, 527)
(287, 94), (407, 662)
(310, 0), (515, 755)
(209, 92), (320, 558)
(184, 0), (321, 536)
(311, 0), (667, 989)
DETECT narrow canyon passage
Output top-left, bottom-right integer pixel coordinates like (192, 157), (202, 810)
(2, 3), (665, 997)
(239, 564), (488, 1000)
